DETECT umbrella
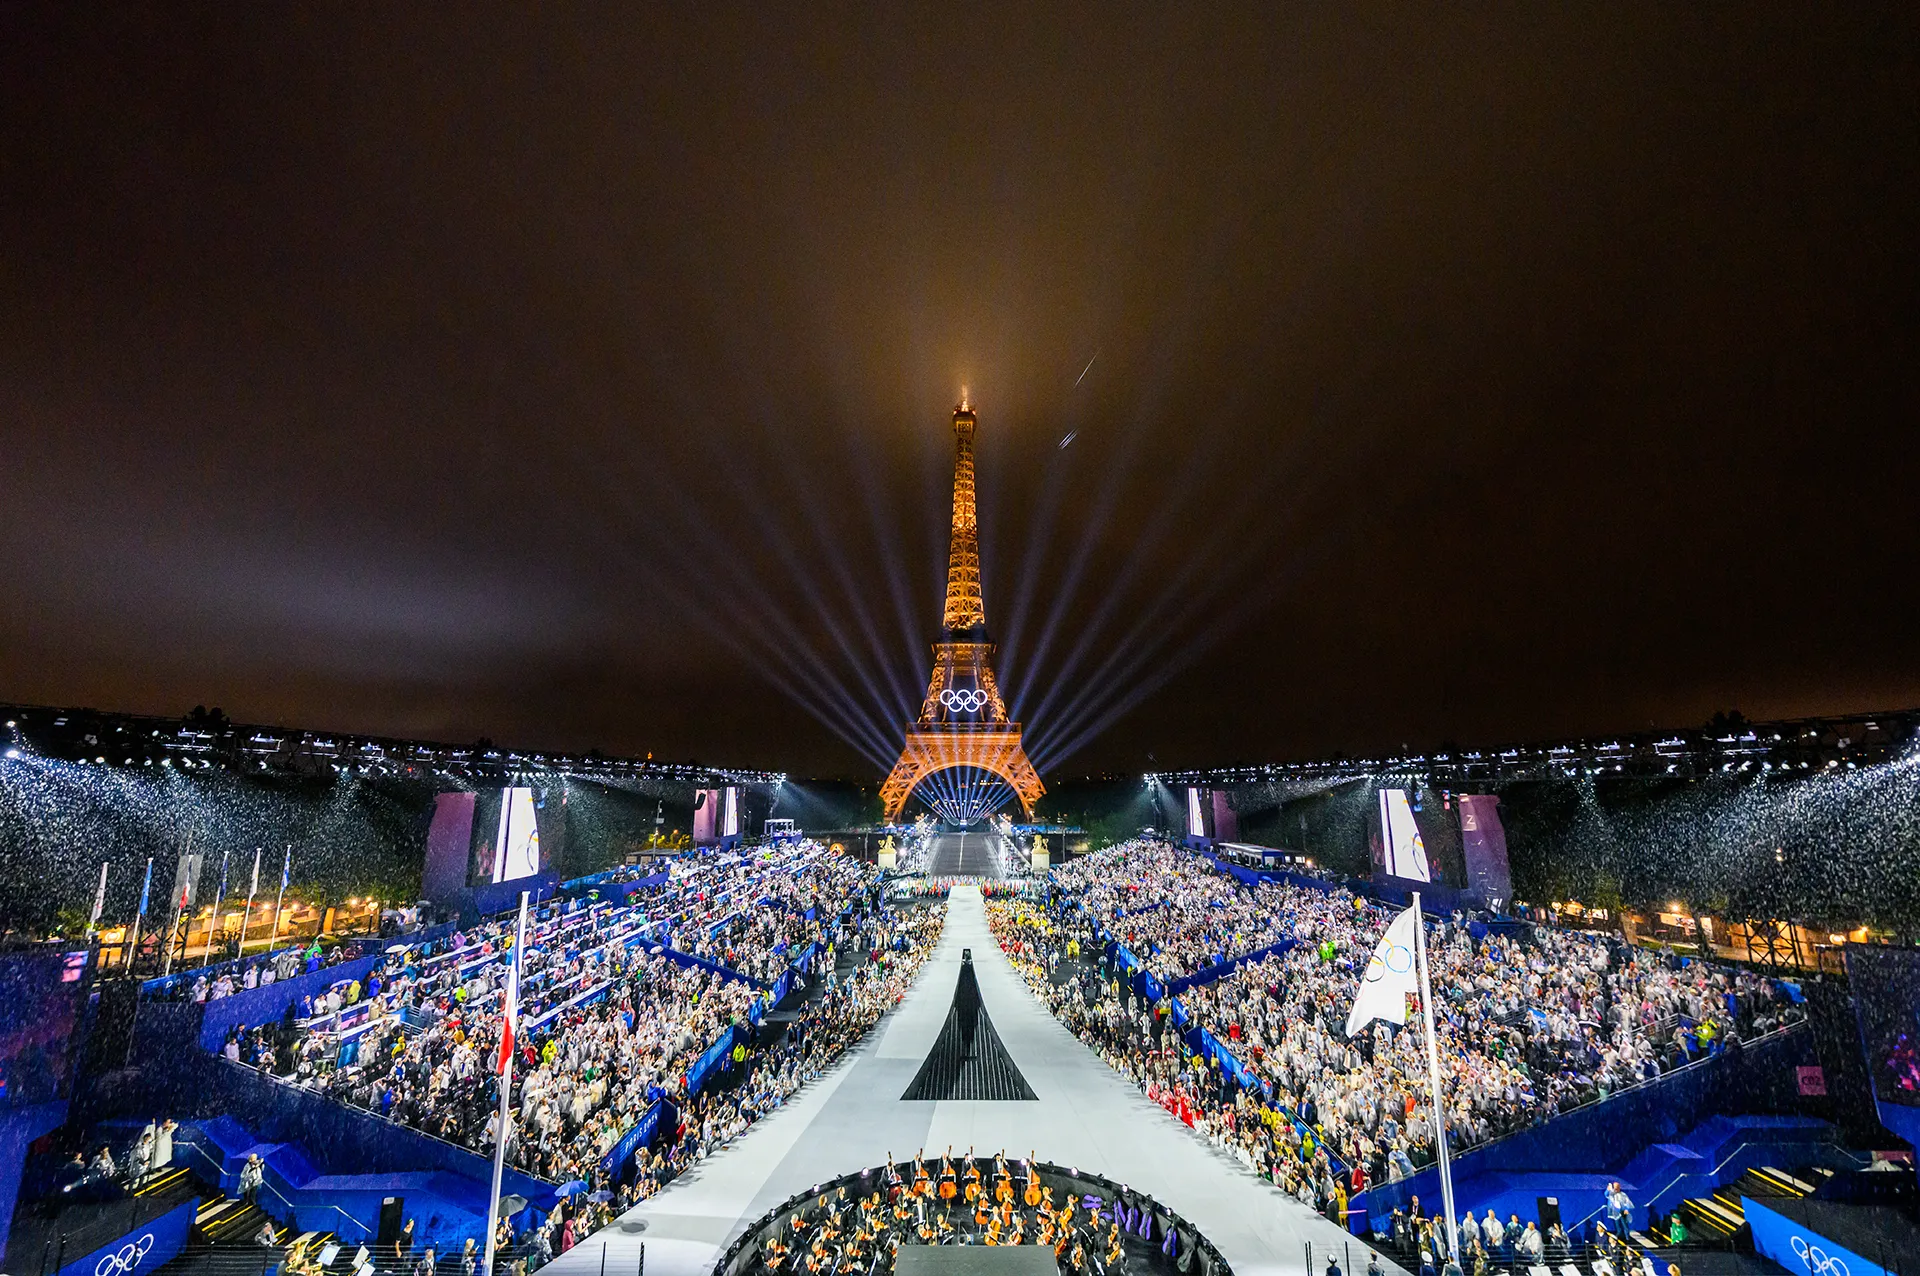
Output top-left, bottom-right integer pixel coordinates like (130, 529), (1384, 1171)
(387, 944), (409, 954)
(500, 1195), (529, 1217)
(588, 1190), (614, 1203)
(554, 1181), (590, 1198)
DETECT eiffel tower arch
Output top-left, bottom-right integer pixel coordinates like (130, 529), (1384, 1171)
(880, 397), (1045, 824)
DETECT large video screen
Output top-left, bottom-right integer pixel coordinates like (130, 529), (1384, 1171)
(1377, 788), (1432, 882)
(1187, 787), (1207, 839)
(1849, 946), (1920, 1108)
(470, 787), (562, 885)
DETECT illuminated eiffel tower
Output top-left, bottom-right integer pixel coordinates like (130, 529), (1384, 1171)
(879, 396), (1045, 824)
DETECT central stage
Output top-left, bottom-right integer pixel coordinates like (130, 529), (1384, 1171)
(545, 886), (1401, 1276)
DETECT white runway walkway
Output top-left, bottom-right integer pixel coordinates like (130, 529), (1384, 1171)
(547, 884), (1393, 1276)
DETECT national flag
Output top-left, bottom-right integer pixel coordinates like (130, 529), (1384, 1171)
(138, 858), (153, 916)
(249, 847), (262, 896)
(496, 951), (520, 1075)
(89, 862), (109, 927)
(281, 846), (291, 890)
(1344, 904), (1421, 1037)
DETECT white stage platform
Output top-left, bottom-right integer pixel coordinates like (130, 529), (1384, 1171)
(546, 884), (1398, 1276)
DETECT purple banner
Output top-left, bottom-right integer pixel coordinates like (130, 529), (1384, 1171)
(421, 792), (476, 908)
(1458, 794), (1512, 906)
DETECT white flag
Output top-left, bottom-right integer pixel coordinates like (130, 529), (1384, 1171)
(1345, 904), (1421, 1037)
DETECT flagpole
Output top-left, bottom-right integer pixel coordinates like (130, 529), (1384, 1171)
(163, 833), (193, 978)
(128, 857), (153, 972)
(484, 891), (530, 1276)
(1411, 891), (1459, 1262)
(270, 846), (290, 952)
(239, 848), (262, 957)
(202, 850), (230, 968)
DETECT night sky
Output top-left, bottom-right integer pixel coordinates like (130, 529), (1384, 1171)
(3, 6), (1917, 778)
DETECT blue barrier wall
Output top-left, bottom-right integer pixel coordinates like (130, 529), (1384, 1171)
(196, 951), (385, 1051)
(1745, 1195), (1892, 1276)
(599, 1100), (670, 1178)
(658, 948), (768, 990)
(1354, 1025), (1816, 1229)
(51, 1195), (196, 1276)
(0, 1101), (68, 1262)
(472, 871), (560, 917)
(141, 944), (310, 1000)
(566, 870), (670, 904)
(103, 1044), (553, 1206)
(179, 1116), (521, 1253)
(687, 1026), (742, 1096)
(1164, 938), (1299, 997)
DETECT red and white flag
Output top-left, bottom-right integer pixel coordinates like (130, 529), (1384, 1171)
(496, 947), (519, 1075)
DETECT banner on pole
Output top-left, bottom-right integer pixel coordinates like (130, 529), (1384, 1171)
(1345, 904), (1420, 1037)
(89, 862), (109, 927)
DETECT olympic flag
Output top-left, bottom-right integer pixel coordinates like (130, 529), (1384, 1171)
(1345, 903), (1419, 1037)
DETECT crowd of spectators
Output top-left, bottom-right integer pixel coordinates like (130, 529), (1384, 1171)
(1049, 840), (1298, 982)
(216, 842), (956, 1267)
(169, 939), (358, 1003)
(225, 845), (875, 1183)
(674, 853), (871, 983)
(624, 904), (945, 1205)
(997, 837), (1806, 1235)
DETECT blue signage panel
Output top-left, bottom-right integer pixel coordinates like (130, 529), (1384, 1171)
(1746, 1196), (1888, 1276)
(55, 1197), (197, 1276)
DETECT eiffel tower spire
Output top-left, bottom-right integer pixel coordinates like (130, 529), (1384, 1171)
(942, 394), (985, 634)
(879, 394), (1045, 825)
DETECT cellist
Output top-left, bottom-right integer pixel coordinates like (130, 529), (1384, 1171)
(938, 1146), (958, 1203)
(992, 1150), (1014, 1204)
(1022, 1152), (1042, 1207)
(962, 1147), (983, 1203)
(911, 1148), (933, 1198)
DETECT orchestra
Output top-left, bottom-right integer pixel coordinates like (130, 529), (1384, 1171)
(738, 1153), (1151, 1276)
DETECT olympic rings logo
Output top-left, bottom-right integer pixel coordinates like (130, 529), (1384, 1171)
(96, 1233), (156, 1276)
(1791, 1238), (1849, 1276)
(1362, 943), (1415, 983)
(940, 689), (989, 714)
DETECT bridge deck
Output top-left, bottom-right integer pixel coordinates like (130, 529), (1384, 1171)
(926, 831), (999, 878)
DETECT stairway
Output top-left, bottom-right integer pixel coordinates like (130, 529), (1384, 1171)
(194, 1196), (284, 1246)
(136, 1166), (193, 1198)
(1680, 1165), (1815, 1244)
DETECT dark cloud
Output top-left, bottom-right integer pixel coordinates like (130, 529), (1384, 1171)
(2, 5), (1917, 777)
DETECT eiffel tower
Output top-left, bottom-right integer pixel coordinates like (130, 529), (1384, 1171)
(878, 396), (1045, 824)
